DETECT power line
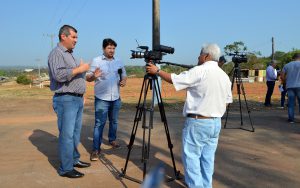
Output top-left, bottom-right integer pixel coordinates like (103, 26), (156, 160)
(71, 0), (89, 21)
(48, 0), (62, 27)
(57, 0), (73, 25)
(43, 34), (56, 49)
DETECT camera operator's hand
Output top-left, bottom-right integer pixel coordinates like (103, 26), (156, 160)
(146, 63), (159, 75)
(146, 62), (173, 84)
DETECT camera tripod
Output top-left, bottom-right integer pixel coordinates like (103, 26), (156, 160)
(224, 62), (255, 132)
(120, 72), (180, 184)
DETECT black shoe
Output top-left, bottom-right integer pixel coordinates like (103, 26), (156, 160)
(74, 161), (91, 168)
(60, 169), (84, 178)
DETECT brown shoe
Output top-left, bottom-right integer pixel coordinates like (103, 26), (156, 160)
(110, 141), (120, 148)
(90, 150), (99, 161)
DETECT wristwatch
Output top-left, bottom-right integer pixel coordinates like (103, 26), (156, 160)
(156, 68), (160, 76)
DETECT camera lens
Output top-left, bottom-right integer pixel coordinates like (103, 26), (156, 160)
(131, 51), (145, 59)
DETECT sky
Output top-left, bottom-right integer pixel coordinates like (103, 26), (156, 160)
(0, 0), (299, 67)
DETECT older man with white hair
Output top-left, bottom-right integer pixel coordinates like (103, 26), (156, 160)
(146, 43), (232, 188)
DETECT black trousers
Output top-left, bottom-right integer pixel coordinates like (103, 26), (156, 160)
(265, 81), (275, 105)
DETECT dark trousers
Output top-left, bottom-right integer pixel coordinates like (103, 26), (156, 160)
(265, 81), (275, 105)
(281, 85), (287, 107)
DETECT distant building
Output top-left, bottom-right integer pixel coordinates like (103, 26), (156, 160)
(24, 69), (34, 72)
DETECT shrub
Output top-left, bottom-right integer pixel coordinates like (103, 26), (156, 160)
(16, 75), (31, 85)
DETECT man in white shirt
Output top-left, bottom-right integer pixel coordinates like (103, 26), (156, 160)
(86, 38), (127, 161)
(264, 61), (278, 107)
(146, 43), (232, 188)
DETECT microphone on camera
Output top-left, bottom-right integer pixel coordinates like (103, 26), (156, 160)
(118, 68), (122, 81)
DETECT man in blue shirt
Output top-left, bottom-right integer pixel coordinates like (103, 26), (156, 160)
(86, 38), (127, 161)
(264, 61), (278, 107)
(282, 53), (300, 123)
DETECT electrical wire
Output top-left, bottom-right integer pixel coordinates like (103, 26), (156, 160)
(71, 0), (89, 22)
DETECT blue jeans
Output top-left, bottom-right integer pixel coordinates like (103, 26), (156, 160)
(287, 88), (300, 121)
(52, 94), (83, 175)
(182, 117), (221, 188)
(281, 86), (287, 107)
(93, 97), (121, 151)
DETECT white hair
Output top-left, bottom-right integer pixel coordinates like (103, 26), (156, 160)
(201, 43), (221, 62)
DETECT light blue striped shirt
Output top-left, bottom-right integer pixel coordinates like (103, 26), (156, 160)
(88, 55), (126, 101)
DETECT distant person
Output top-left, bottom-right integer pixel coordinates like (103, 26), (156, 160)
(278, 71), (287, 109)
(218, 55), (226, 67)
(146, 43), (232, 188)
(281, 53), (300, 123)
(86, 38), (127, 161)
(48, 25), (91, 178)
(264, 60), (277, 107)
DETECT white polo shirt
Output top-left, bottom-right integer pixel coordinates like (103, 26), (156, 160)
(171, 61), (232, 117)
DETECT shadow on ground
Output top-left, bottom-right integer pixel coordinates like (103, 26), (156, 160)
(80, 102), (186, 187)
(29, 129), (59, 171)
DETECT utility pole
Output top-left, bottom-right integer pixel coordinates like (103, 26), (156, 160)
(44, 34), (55, 49)
(153, 0), (161, 105)
(35, 58), (42, 88)
(153, 0), (160, 50)
(272, 37), (275, 61)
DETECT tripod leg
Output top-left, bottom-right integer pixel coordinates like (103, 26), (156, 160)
(140, 77), (154, 180)
(224, 67), (236, 128)
(224, 103), (231, 128)
(236, 76), (244, 126)
(121, 75), (181, 183)
(239, 77), (255, 132)
(153, 78), (180, 179)
(224, 65), (255, 132)
(121, 76), (150, 177)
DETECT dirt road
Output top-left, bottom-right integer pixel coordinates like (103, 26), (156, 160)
(0, 80), (299, 188)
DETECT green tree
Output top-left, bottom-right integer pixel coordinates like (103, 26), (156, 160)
(224, 41), (247, 54)
(279, 49), (300, 68)
(16, 75), (32, 85)
(222, 62), (234, 74)
(224, 41), (267, 70)
(0, 70), (6, 76)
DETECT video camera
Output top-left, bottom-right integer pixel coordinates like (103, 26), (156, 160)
(131, 45), (174, 61)
(228, 52), (248, 64)
(131, 44), (194, 69)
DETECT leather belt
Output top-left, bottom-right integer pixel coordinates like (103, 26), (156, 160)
(55, 92), (83, 97)
(187, 114), (213, 119)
